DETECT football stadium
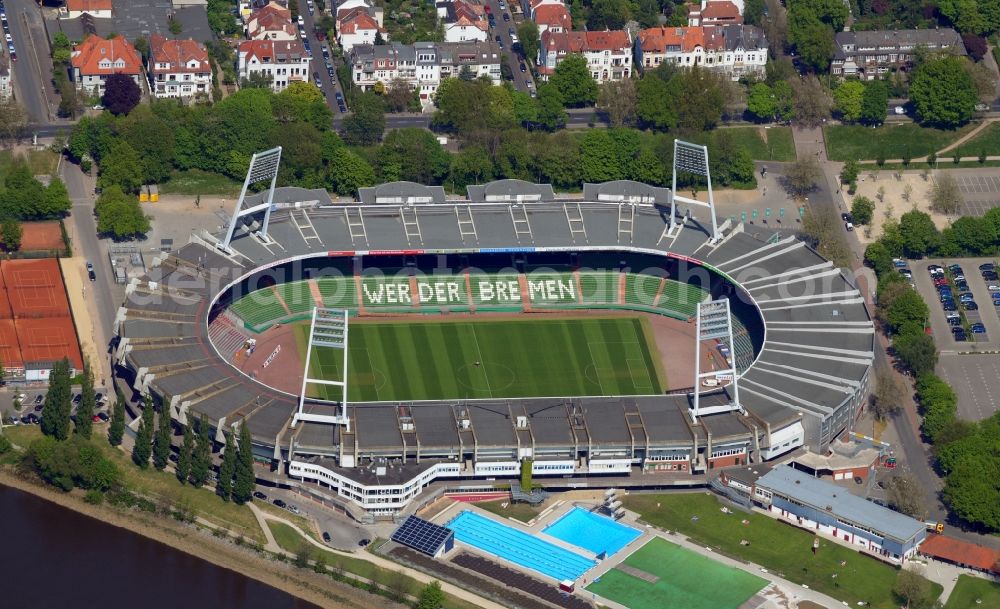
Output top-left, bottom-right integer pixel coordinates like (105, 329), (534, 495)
(114, 144), (875, 518)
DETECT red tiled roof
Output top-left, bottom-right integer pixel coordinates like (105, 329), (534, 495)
(638, 25), (726, 53)
(919, 535), (1000, 573)
(149, 35), (209, 74)
(71, 34), (142, 76)
(249, 10), (297, 38)
(66, 0), (113, 12)
(701, 0), (742, 21)
(251, 3), (291, 23)
(542, 30), (631, 54)
(530, 0), (564, 10)
(238, 39), (308, 63)
(533, 4), (572, 30)
(340, 11), (382, 35)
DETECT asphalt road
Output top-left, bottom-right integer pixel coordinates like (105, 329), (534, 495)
(483, 0), (533, 94)
(294, 0), (348, 117)
(4, 0), (53, 123)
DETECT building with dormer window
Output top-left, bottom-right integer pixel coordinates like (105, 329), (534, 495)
(831, 28), (965, 80)
(148, 35), (211, 99)
(70, 34), (143, 95)
(237, 39), (311, 92)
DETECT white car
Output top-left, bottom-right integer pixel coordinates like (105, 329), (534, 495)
(988, 285), (1000, 292)
(297, 15), (304, 25)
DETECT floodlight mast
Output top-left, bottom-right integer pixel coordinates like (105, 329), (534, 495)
(670, 139), (721, 242)
(291, 307), (351, 431)
(219, 146), (283, 252)
(690, 299), (744, 422)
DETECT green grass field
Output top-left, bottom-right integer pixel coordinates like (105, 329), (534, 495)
(296, 316), (663, 402)
(951, 122), (1000, 159)
(624, 493), (942, 609)
(587, 537), (767, 609)
(944, 575), (1000, 609)
(824, 123), (976, 162)
(160, 169), (242, 196)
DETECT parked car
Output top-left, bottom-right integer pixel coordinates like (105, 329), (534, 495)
(97, 412), (109, 422)
(948, 264), (963, 273)
(956, 281), (969, 292)
(988, 285), (1000, 292)
(892, 258), (907, 268)
(942, 300), (957, 311)
(983, 271), (999, 281)
(273, 499), (287, 508)
(971, 323), (986, 333)
(287, 504), (301, 514)
(963, 300), (978, 311)
(519, 62), (526, 72)
(954, 329), (967, 341)
(87, 261), (96, 281)
(959, 293), (974, 303)
(34, 394), (44, 405)
(253, 491), (267, 501)
(358, 538), (371, 547)
(898, 269), (912, 279)
(503, 12), (510, 21)
(947, 316), (962, 326)
(322, 531), (332, 542)
(979, 263), (995, 272)
(72, 393), (82, 404)
(845, 221), (854, 231)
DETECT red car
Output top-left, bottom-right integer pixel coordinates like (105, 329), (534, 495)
(933, 277), (948, 287)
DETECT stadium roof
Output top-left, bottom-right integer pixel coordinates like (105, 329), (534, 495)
(756, 466), (926, 543)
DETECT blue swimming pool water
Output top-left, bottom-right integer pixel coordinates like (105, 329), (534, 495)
(543, 507), (641, 557)
(446, 511), (596, 581)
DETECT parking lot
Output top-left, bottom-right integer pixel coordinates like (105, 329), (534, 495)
(937, 354), (1000, 421)
(909, 257), (1000, 349)
(952, 170), (1000, 217)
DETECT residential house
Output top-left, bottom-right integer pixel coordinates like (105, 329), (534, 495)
(439, 0), (489, 43)
(350, 40), (501, 105)
(338, 9), (386, 53)
(70, 34), (143, 95)
(537, 30), (632, 81)
(240, 0), (288, 24)
(0, 53), (10, 100)
(148, 35), (212, 99)
(524, 0), (563, 19)
(237, 39), (311, 92)
(336, 0), (384, 30)
(636, 24), (767, 80)
(688, 0), (742, 26)
(63, 0), (113, 19)
(832, 28), (966, 80)
(246, 3), (298, 41)
(532, 3), (572, 35)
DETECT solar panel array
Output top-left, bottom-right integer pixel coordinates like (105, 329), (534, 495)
(391, 515), (454, 556)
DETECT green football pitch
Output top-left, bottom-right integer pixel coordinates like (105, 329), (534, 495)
(586, 537), (767, 609)
(295, 316), (664, 402)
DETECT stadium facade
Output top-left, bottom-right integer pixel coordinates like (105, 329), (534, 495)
(115, 179), (874, 517)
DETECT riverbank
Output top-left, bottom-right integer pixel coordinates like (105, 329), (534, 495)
(0, 468), (403, 609)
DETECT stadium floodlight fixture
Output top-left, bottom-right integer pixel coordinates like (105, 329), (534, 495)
(292, 307), (351, 431)
(219, 146), (282, 252)
(670, 139), (722, 243)
(689, 299), (744, 421)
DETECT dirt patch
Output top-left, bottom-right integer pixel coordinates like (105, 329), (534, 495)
(236, 323), (305, 396)
(0, 469), (400, 609)
(20, 221), (63, 252)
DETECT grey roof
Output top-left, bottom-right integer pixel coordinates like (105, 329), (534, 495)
(467, 179), (555, 203)
(350, 40), (500, 67)
(834, 28), (965, 60)
(358, 181), (447, 205)
(756, 466), (926, 543)
(582, 181), (671, 205)
(247, 187), (332, 207)
(49, 1), (212, 46)
(720, 24), (768, 52)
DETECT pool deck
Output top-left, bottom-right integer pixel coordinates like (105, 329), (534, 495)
(432, 491), (846, 609)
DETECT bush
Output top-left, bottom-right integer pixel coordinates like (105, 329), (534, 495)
(23, 435), (121, 492)
(84, 489), (104, 505)
(0, 434), (11, 455)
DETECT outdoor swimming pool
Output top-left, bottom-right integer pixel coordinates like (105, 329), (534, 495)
(543, 507), (642, 556)
(446, 510), (596, 581)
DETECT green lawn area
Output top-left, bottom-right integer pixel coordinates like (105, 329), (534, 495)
(950, 123), (1000, 159)
(160, 169), (241, 197)
(266, 521), (480, 609)
(944, 575), (1000, 609)
(587, 537), (767, 609)
(3, 424), (265, 543)
(298, 317), (663, 402)
(475, 500), (543, 523)
(714, 126), (796, 162)
(0, 149), (60, 191)
(624, 493), (941, 609)
(824, 123), (976, 161)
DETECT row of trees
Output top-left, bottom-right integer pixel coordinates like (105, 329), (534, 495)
(864, 205), (1000, 266)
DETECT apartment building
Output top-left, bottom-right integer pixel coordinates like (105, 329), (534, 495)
(636, 24), (767, 80)
(537, 30), (632, 81)
(338, 9), (386, 53)
(70, 34), (143, 95)
(350, 40), (501, 104)
(437, 0), (489, 43)
(689, 0), (742, 26)
(831, 28), (965, 80)
(237, 39), (311, 92)
(532, 2), (572, 35)
(246, 3), (297, 41)
(148, 35), (211, 99)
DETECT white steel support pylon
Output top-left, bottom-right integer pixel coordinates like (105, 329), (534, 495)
(670, 139), (722, 243)
(219, 147), (282, 252)
(291, 308), (351, 430)
(690, 299), (744, 421)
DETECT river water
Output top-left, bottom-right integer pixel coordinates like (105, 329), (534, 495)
(0, 484), (322, 609)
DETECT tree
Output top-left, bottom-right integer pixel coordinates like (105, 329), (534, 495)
(241, 71), (274, 89)
(870, 368), (902, 420)
(97, 141), (144, 194)
(383, 78), (418, 113)
(102, 73), (141, 116)
(894, 332), (937, 377)
(95, 187), (151, 239)
(788, 7), (836, 72)
(108, 390), (125, 447)
(668, 67), (728, 133)
(517, 21), (540, 67)
(377, 128), (450, 184)
(899, 210), (939, 257)
(747, 83), (776, 121)
(596, 79), (637, 127)
(216, 430), (236, 501)
(550, 54), (598, 107)
(910, 56), (977, 128)
(57, 79), (83, 119)
(0, 97), (28, 145)
(42, 177), (72, 218)
(232, 422), (255, 504)
(132, 396), (155, 469)
(327, 147), (376, 196)
(74, 361), (96, 439)
(535, 83), (568, 130)
(189, 414), (212, 487)
(930, 173), (964, 214)
(341, 93), (385, 146)
(449, 146), (494, 188)
(833, 80), (866, 122)
(0, 219), (22, 252)
(791, 76), (832, 126)
(851, 196), (875, 225)
(783, 157), (821, 197)
(416, 581), (445, 609)
(152, 405), (172, 470)
(884, 288), (930, 336)
(41, 358), (72, 441)
(176, 421), (194, 483)
(636, 76), (677, 130)
(885, 474), (928, 520)
(840, 159), (859, 185)
(893, 567), (936, 609)
(861, 80), (889, 125)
